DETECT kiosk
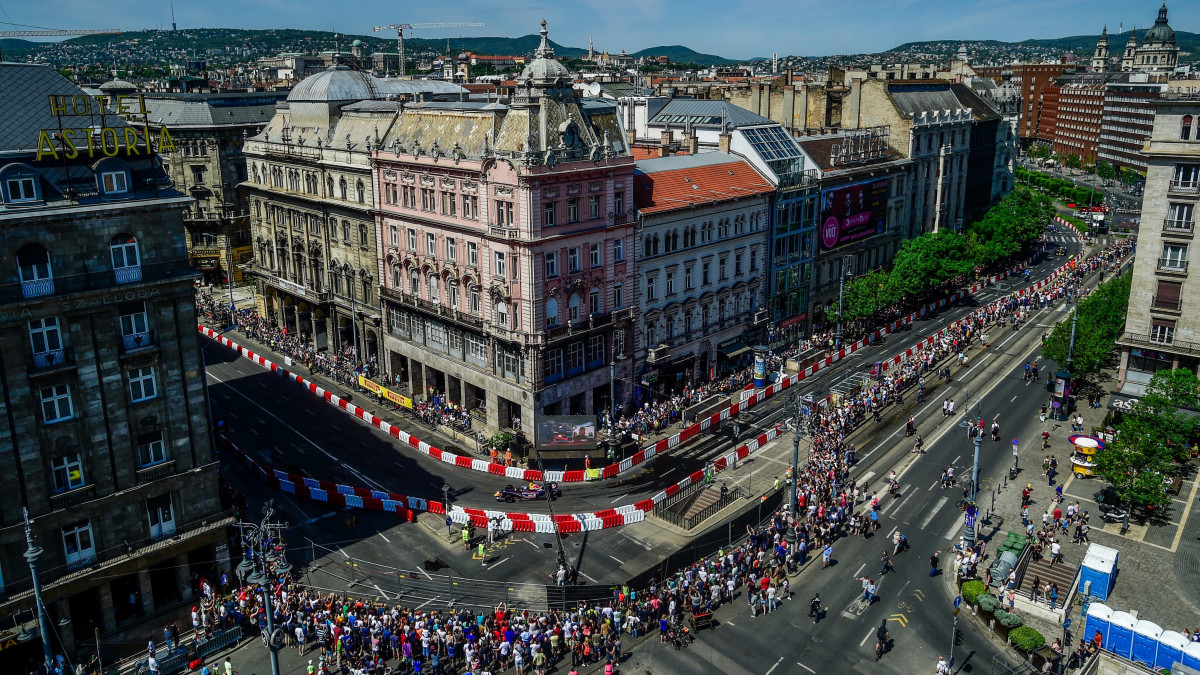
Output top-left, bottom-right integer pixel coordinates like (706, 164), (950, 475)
(1068, 435), (1104, 477)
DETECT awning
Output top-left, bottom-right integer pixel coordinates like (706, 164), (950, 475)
(719, 342), (752, 359)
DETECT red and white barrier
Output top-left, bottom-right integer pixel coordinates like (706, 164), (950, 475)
(201, 221), (1084, 486)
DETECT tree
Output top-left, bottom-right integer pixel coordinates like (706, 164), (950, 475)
(1040, 271), (1131, 377)
(841, 268), (896, 322)
(1065, 153), (1082, 170)
(1095, 161), (1117, 181)
(1095, 369), (1198, 509)
(888, 231), (973, 299)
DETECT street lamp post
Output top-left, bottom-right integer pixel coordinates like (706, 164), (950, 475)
(787, 395), (810, 553)
(960, 392), (982, 548)
(836, 255), (853, 349)
(442, 484), (452, 539)
(21, 508), (54, 674)
(532, 445), (570, 572)
(235, 502), (292, 675)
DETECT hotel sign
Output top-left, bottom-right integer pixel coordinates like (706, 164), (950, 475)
(36, 94), (177, 162)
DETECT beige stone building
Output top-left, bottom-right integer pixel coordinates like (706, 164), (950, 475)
(1118, 94), (1200, 391)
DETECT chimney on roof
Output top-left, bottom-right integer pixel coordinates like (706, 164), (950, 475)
(685, 129), (698, 155)
(718, 131), (732, 154)
(661, 129), (672, 148)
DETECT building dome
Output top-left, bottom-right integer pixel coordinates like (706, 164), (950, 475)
(518, 19), (570, 84)
(1143, 3), (1175, 44)
(99, 79), (137, 94)
(288, 65), (378, 102)
(352, 39), (363, 47)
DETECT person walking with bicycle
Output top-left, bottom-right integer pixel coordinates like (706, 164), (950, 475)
(876, 620), (890, 660)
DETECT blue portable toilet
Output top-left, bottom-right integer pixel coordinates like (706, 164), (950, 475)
(1083, 602), (1113, 647)
(1079, 543), (1118, 600)
(1108, 611), (1137, 659)
(1183, 640), (1200, 671)
(1131, 620), (1162, 668)
(1155, 631), (1189, 671)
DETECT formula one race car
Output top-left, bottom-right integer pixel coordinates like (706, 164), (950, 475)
(495, 482), (561, 503)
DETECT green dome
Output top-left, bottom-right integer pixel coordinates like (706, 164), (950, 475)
(1144, 3), (1175, 44)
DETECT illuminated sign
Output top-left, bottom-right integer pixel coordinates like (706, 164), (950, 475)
(36, 94), (176, 162)
(819, 178), (891, 251)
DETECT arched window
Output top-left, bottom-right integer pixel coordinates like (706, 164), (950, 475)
(645, 236), (653, 257)
(428, 275), (440, 304)
(110, 234), (141, 283)
(17, 243), (51, 282)
(391, 263), (402, 289)
(568, 293), (581, 322)
(409, 270), (420, 295)
(546, 297), (559, 326)
(1183, 115), (1194, 141)
(356, 180), (366, 203)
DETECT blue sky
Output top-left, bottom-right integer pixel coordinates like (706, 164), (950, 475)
(7, 0), (1195, 59)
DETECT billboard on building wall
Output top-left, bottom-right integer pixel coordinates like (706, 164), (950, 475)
(818, 179), (891, 251)
(535, 416), (598, 451)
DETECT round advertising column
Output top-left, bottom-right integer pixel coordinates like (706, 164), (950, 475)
(753, 345), (769, 389)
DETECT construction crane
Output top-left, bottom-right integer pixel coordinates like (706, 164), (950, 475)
(372, 22), (486, 77)
(0, 28), (122, 61)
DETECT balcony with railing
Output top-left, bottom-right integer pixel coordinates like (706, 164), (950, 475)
(2, 259), (195, 306)
(1157, 258), (1189, 274)
(1163, 218), (1194, 236)
(381, 286), (484, 330)
(50, 484), (95, 510)
(121, 330), (156, 354)
(113, 265), (143, 284)
(136, 460), (175, 484)
(1168, 179), (1200, 196)
(1122, 331), (1200, 356)
(1152, 296), (1183, 312)
(21, 278), (54, 298)
(28, 347), (74, 373)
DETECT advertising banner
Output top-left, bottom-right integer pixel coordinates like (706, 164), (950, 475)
(819, 179), (891, 251)
(753, 352), (767, 389)
(358, 376), (413, 409)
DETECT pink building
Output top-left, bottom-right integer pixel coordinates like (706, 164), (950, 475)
(373, 21), (636, 441)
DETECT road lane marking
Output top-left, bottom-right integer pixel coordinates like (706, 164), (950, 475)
(854, 562), (866, 577)
(609, 555), (625, 565)
(796, 662), (816, 673)
(1011, 396), (1018, 402)
(378, 532), (391, 543)
(860, 629), (873, 646)
(944, 519), (962, 541)
(920, 497), (949, 529)
(765, 657), (784, 675)
(415, 596), (441, 610)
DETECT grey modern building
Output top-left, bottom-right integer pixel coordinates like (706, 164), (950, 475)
(0, 64), (229, 658)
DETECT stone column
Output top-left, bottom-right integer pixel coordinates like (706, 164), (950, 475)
(97, 582), (117, 632)
(175, 553), (194, 602)
(138, 568), (155, 617)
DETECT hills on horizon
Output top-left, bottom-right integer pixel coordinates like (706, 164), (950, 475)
(888, 28), (1198, 62)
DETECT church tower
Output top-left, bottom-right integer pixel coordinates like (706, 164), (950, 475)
(1121, 27), (1138, 71)
(1091, 26), (1109, 73)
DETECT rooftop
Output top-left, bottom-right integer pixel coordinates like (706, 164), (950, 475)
(634, 153), (774, 215)
(648, 98), (774, 130)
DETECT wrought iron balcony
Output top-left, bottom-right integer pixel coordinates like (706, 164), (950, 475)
(136, 460), (176, 484)
(113, 265), (143, 284)
(121, 330), (155, 353)
(1163, 218), (1194, 234)
(21, 278), (54, 298)
(29, 348), (74, 372)
(1168, 180), (1200, 196)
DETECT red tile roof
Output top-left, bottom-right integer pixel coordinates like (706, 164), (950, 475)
(634, 159), (774, 215)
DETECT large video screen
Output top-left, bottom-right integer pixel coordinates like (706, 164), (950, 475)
(535, 416), (598, 451)
(819, 178), (891, 251)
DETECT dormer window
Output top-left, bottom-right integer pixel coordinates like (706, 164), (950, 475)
(101, 170), (128, 194)
(2, 164), (41, 204)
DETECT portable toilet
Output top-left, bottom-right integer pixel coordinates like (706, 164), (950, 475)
(1079, 543), (1119, 600)
(1083, 602), (1113, 647)
(1131, 620), (1162, 668)
(1183, 640), (1200, 671)
(1108, 611), (1137, 658)
(1155, 631), (1189, 671)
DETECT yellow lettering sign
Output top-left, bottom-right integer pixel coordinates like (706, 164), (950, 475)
(100, 127), (119, 157)
(357, 376), (412, 408)
(123, 127), (141, 155)
(48, 95), (69, 117)
(61, 128), (79, 159)
(157, 125), (176, 153)
(35, 130), (59, 161)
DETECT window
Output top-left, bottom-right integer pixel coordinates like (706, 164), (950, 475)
(403, 185), (415, 208)
(666, 271), (675, 295)
(587, 335), (604, 363)
(409, 271), (420, 294)
(462, 194), (477, 219)
(468, 242), (478, 266)
(545, 252), (559, 278)
(110, 234), (140, 270)
(29, 317), (62, 358)
(359, 223), (368, 247)
(568, 293), (581, 322)
(511, 254), (519, 281)
(590, 243), (600, 268)
(568, 198), (579, 223)
(442, 192), (456, 216)
(646, 276), (657, 301)
(466, 332), (486, 363)
(52, 454), (84, 492)
(614, 238), (624, 262)
(589, 288), (600, 315)
(685, 266), (694, 290)
(613, 283), (623, 309)
(566, 342), (584, 372)
(449, 282), (460, 309)
(543, 201), (556, 227)
(387, 224), (398, 248)
(1152, 318), (1176, 344)
(342, 221), (351, 243)
(469, 286), (481, 313)
(6, 175), (37, 202)
(735, 253), (743, 276)
(40, 384), (73, 423)
(546, 348), (563, 376)
(129, 366), (157, 402)
(428, 276), (440, 304)
(421, 188), (435, 210)
(750, 248), (758, 272)
(589, 195), (600, 219)
(496, 200), (514, 226)
(101, 170), (128, 194)
(495, 301), (509, 328)
(137, 431), (167, 467)
(61, 521), (95, 566)
(568, 248), (580, 272)
(446, 237), (457, 262)
(408, 228), (417, 251)
(426, 233), (436, 256)
(646, 325), (656, 347)
(614, 329), (626, 357)
(702, 261), (711, 285)
(148, 494), (175, 538)
(614, 190), (624, 216)
(719, 257), (727, 280)
(1154, 280), (1183, 310)
(546, 297), (559, 326)
(1162, 244), (1188, 269)
(494, 252), (506, 278)
(1183, 115), (1193, 141)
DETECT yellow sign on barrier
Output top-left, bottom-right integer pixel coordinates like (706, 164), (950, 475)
(358, 376), (413, 409)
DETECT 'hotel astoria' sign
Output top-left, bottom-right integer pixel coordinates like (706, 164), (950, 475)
(35, 94), (177, 162)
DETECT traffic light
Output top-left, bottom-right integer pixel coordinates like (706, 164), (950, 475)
(954, 628), (964, 647)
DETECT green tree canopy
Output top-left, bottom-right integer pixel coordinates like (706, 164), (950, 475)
(1040, 271), (1131, 377)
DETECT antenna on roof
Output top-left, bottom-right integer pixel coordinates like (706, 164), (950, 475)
(171, 2), (177, 31)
